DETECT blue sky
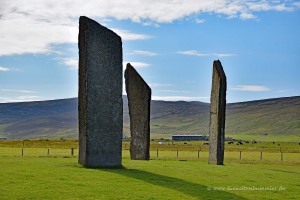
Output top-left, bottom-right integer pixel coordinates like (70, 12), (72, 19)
(0, 0), (299, 103)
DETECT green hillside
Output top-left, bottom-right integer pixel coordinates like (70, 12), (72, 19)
(0, 96), (299, 141)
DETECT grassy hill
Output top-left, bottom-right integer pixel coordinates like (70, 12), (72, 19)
(0, 96), (299, 141)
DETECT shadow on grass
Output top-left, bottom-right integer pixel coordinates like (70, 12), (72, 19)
(103, 167), (247, 200)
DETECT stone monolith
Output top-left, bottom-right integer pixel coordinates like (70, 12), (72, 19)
(208, 60), (227, 165)
(78, 16), (123, 167)
(125, 63), (151, 160)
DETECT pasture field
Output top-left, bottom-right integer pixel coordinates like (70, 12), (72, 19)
(0, 139), (299, 200)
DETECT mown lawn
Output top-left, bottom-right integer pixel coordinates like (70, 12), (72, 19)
(0, 146), (299, 200)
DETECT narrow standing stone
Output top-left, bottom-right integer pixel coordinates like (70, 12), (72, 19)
(78, 16), (123, 167)
(125, 63), (151, 160)
(208, 60), (227, 165)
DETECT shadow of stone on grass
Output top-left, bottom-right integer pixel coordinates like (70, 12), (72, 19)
(104, 168), (248, 200)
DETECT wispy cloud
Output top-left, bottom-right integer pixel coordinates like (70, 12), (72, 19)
(195, 19), (206, 24)
(142, 21), (160, 28)
(60, 58), (78, 70)
(0, 67), (10, 71)
(112, 29), (151, 40)
(127, 50), (158, 56)
(240, 12), (257, 20)
(231, 85), (271, 92)
(215, 53), (236, 57)
(123, 62), (151, 68)
(152, 96), (209, 102)
(17, 96), (42, 101)
(0, 95), (43, 103)
(177, 50), (236, 57)
(0, 89), (37, 94)
(177, 50), (210, 57)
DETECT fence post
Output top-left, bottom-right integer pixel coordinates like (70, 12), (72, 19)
(260, 151), (263, 160)
(47, 148), (50, 156)
(281, 152), (283, 162)
(198, 149), (200, 159)
(71, 148), (74, 156)
(240, 151), (242, 160)
(156, 149), (158, 157)
(176, 149), (178, 158)
(22, 148), (24, 157)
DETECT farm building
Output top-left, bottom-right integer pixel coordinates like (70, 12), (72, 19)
(172, 134), (208, 141)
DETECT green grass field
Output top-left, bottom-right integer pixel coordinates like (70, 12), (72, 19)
(0, 140), (299, 199)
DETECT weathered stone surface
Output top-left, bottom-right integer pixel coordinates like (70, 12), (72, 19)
(209, 60), (227, 165)
(125, 63), (151, 160)
(78, 16), (123, 167)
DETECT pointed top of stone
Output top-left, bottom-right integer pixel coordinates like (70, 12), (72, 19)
(79, 16), (121, 40)
(213, 60), (226, 81)
(125, 63), (151, 92)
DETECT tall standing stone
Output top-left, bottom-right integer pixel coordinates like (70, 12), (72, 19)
(78, 16), (123, 167)
(209, 60), (227, 165)
(125, 63), (151, 160)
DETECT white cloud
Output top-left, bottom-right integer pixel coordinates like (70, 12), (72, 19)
(215, 53), (236, 57)
(0, 0), (298, 56)
(142, 21), (160, 28)
(149, 83), (174, 87)
(127, 50), (158, 56)
(17, 96), (42, 100)
(112, 29), (151, 40)
(152, 96), (209, 102)
(231, 85), (271, 92)
(177, 50), (210, 57)
(177, 50), (236, 57)
(195, 19), (206, 24)
(0, 89), (37, 94)
(61, 58), (78, 70)
(123, 62), (151, 68)
(0, 89), (41, 102)
(0, 67), (10, 71)
(0, 95), (44, 103)
(247, 2), (295, 12)
(240, 12), (257, 20)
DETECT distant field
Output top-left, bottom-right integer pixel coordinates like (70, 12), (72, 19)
(0, 141), (299, 200)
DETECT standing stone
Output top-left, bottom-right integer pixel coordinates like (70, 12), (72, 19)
(209, 60), (227, 165)
(78, 16), (123, 167)
(125, 63), (151, 160)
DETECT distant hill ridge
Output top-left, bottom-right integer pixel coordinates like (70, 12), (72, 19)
(0, 96), (299, 139)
